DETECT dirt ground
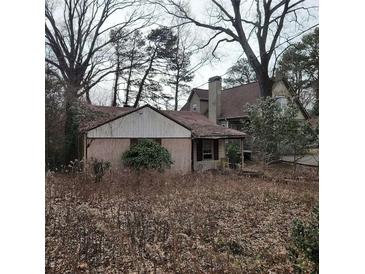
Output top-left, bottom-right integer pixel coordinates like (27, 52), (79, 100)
(45, 164), (318, 273)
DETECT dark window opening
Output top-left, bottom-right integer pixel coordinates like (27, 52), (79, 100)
(197, 139), (219, 161)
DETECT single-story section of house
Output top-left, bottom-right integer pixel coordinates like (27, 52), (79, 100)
(80, 104), (245, 173)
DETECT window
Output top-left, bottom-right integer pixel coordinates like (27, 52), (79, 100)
(130, 138), (161, 147)
(276, 96), (288, 110)
(197, 139), (219, 161)
(219, 121), (228, 128)
(202, 140), (213, 159)
(192, 103), (197, 111)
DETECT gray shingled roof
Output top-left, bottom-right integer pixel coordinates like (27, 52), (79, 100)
(163, 110), (245, 138)
(79, 104), (133, 132)
(194, 88), (209, 100)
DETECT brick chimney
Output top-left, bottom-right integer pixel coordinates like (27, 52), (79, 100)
(208, 76), (222, 123)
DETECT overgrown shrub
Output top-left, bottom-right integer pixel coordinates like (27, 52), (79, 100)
(92, 159), (111, 182)
(289, 204), (319, 273)
(227, 143), (241, 168)
(122, 140), (173, 171)
(245, 97), (317, 164)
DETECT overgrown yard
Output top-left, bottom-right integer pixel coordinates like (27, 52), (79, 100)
(45, 164), (318, 273)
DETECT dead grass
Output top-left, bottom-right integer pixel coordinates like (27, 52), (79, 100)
(45, 166), (318, 273)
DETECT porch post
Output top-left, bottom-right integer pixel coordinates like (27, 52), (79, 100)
(241, 138), (245, 169)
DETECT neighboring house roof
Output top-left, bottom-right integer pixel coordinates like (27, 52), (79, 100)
(81, 104), (245, 138)
(181, 80), (310, 120)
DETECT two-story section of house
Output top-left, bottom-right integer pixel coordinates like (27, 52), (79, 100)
(181, 76), (309, 158)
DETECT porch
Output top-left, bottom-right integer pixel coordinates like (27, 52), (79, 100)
(192, 137), (245, 172)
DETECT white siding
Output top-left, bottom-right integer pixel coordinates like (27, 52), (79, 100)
(87, 107), (191, 138)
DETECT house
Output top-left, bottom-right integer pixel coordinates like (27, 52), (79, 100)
(181, 76), (309, 129)
(80, 104), (245, 174)
(181, 76), (310, 156)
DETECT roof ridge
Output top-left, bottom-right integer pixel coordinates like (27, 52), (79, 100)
(191, 81), (259, 95)
(222, 81), (259, 92)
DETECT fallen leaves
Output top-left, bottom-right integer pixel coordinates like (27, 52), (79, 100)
(46, 166), (318, 273)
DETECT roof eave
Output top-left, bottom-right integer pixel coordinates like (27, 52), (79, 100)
(192, 135), (246, 139)
(217, 115), (249, 120)
(192, 131), (246, 139)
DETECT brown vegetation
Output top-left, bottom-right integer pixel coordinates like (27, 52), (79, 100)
(46, 165), (318, 273)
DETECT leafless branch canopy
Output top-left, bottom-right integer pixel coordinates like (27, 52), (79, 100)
(45, 0), (152, 99)
(150, 0), (318, 96)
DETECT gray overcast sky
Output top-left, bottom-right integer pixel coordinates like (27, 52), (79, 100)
(91, 0), (318, 107)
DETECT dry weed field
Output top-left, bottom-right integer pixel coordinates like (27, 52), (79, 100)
(45, 164), (318, 273)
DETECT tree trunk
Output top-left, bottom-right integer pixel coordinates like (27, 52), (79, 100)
(124, 53), (135, 106)
(133, 50), (156, 108)
(45, 126), (50, 170)
(64, 88), (79, 164)
(255, 68), (273, 97)
(112, 58), (120, 107)
(85, 89), (92, 104)
(174, 79), (179, 111)
(314, 79), (319, 115)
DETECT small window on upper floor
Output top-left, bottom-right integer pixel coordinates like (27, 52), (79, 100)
(276, 96), (288, 110)
(192, 103), (197, 111)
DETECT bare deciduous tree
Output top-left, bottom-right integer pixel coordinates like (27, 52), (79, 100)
(45, 0), (150, 163)
(152, 0), (318, 98)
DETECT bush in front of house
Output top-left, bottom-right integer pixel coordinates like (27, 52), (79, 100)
(122, 140), (173, 171)
(289, 204), (319, 273)
(226, 143), (241, 168)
